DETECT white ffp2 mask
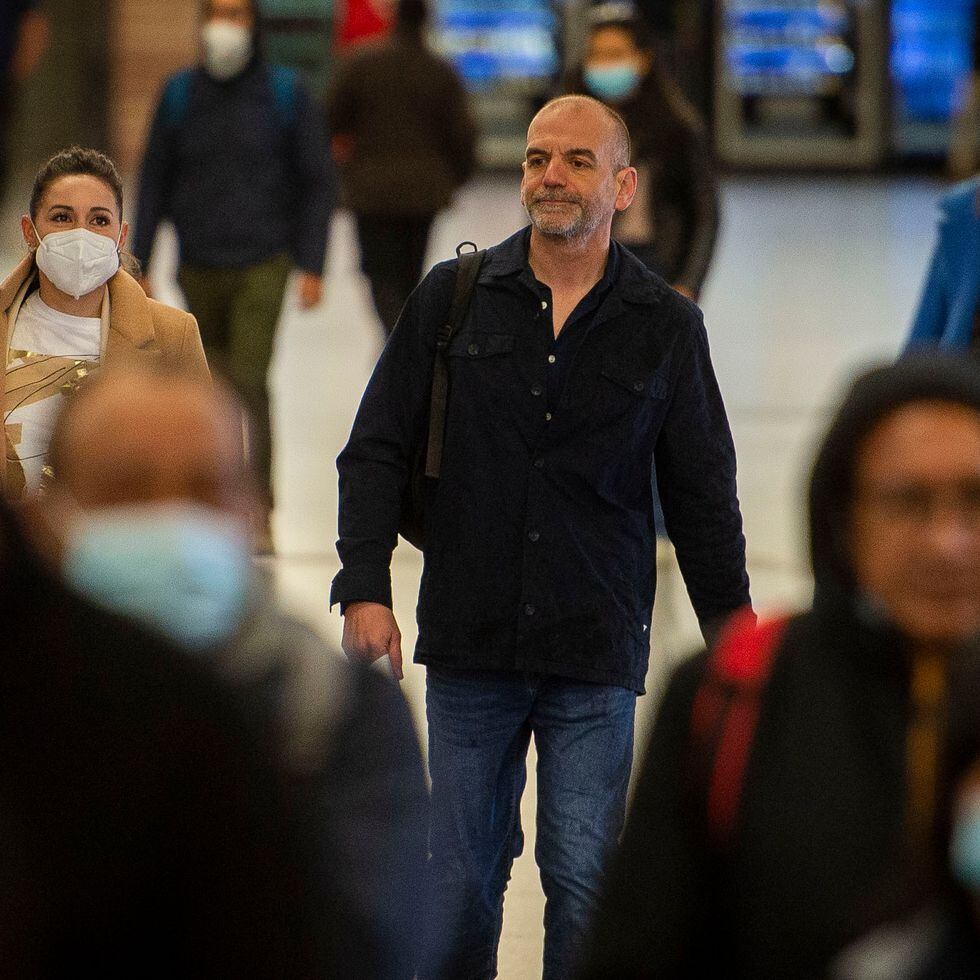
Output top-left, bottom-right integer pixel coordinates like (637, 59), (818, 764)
(202, 22), (253, 82)
(33, 224), (121, 300)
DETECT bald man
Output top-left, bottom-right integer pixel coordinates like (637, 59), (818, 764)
(333, 95), (751, 978)
(34, 366), (428, 980)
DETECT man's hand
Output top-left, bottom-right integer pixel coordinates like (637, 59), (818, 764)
(297, 272), (323, 310)
(342, 601), (404, 680)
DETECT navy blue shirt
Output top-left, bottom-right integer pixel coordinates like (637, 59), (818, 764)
(331, 229), (750, 692)
(132, 59), (335, 274)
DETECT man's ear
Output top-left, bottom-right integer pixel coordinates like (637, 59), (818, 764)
(118, 221), (129, 251)
(614, 166), (638, 212)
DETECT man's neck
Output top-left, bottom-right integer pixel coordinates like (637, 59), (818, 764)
(527, 226), (611, 294)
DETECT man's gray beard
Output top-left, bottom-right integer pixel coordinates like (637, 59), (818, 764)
(525, 200), (603, 240)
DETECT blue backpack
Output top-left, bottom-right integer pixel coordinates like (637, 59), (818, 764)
(161, 64), (299, 130)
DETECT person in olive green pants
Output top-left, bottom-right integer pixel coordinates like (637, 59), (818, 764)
(177, 252), (292, 518)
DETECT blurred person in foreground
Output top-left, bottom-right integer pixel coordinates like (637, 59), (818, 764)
(133, 0), (336, 550)
(30, 364), (428, 979)
(833, 640), (980, 979)
(904, 175), (979, 355)
(1, 146), (207, 502)
(327, 0), (477, 337)
(0, 0), (48, 202)
(581, 356), (980, 979)
(333, 93), (750, 978)
(567, 2), (718, 302)
(0, 498), (314, 974)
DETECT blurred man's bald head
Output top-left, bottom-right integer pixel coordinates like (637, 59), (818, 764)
(49, 366), (253, 517)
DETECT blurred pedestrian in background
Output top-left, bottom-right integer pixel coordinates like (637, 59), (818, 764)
(0, 0), (48, 204)
(1, 146), (207, 502)
(568, 2), (718, 301)
(0, 496), (316, 975)
(904, 176), (979, 355)
(833, 640), (980, 979)
(33, 364), (429, 978)
(133, 0), (335, 552)
(582, 356), (980, 979)
(327, 0), (477, 337)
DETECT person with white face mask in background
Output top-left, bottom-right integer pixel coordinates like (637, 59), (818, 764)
(31, 364), (429, 979)
(132, 0), (336, 554)
(0, 146), (208, 502)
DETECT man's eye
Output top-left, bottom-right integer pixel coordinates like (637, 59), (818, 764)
(93, 216), (110, 227)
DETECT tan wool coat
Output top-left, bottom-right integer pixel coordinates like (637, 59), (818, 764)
(1, 255), (209, 495)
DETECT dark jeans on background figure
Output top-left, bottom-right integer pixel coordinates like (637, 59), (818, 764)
(356, 213), (433, 337)
(178, 252), (291, 507)
(421, 665), (636, 980)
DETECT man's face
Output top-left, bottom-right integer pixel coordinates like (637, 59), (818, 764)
(205, 0), (254, 28)
(57, 380), (251, 524)
(849, 401), (980, 648)
(520, 104), (634, 240)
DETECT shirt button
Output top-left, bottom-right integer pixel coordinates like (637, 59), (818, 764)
(541, 300), (548, 310)
(528, 530), (540, 542)
(545, 412), (552, 421)
(533, 458), (544, 469)
(524, 604), (536, 617)
(548, 354), (556, 364)
(531, 384), (543, 397)
(632, 381), (644, 392)
(468, 343), (479, 356)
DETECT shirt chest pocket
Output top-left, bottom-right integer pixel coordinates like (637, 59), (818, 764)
(445, 331), (518, 413)
(588, 355), (668, 453)
(599, 356), (667, 408)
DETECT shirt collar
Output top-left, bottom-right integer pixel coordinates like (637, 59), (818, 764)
(479, 226), (663, 307)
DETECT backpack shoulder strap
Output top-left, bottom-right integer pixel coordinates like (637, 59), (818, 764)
(424, 243), (486, 479)
(161, 69), (196, 129)
(690, 609), (789, 849)
(268, 65), (299, 129)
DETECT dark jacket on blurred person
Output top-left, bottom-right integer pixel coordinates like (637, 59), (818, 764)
(564, 65), (718, 298)
(0, 502), (316, 976)
(210, 572), (429, 979)
(326, 0), (477, 334)
(904, 177), (979, 355)
(132, 55), (334, 275)
(580, 358), (980, 979)
(326, 19), (477, 218)
(833, 640), (980, 980)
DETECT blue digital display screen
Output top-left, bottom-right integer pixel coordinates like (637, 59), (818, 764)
(891, 0), (975, 122)
(433, 0), (559, 90)
(722, 2), (857, 97)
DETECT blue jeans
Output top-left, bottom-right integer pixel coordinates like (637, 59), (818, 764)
(420, 666), (636, 980)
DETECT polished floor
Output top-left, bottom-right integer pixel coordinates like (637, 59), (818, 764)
(2, 172), (942, 977)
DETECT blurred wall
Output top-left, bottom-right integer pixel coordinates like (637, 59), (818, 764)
(109, 0), (198, 175)
(8, 0), (109, 194)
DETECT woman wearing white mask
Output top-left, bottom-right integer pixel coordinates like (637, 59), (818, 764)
(0, 146), (208, 500)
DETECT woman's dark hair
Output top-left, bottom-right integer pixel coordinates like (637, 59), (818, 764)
(29, 146), (124, 220)
(29, 146), (140, 276)
(586, 5), (656, 52)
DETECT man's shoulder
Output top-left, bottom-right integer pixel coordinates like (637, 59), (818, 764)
(615, 244), (703, 332)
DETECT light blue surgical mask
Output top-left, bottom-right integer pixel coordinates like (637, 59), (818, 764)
(583, 62), (641, 104)
(950, 802), (980, 892)
(63, 502), (251, 652)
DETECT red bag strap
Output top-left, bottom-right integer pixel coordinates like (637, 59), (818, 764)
(690, 609), (789, 849)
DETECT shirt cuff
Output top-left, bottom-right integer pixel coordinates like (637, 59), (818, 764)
(330, 564), (394, 612)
